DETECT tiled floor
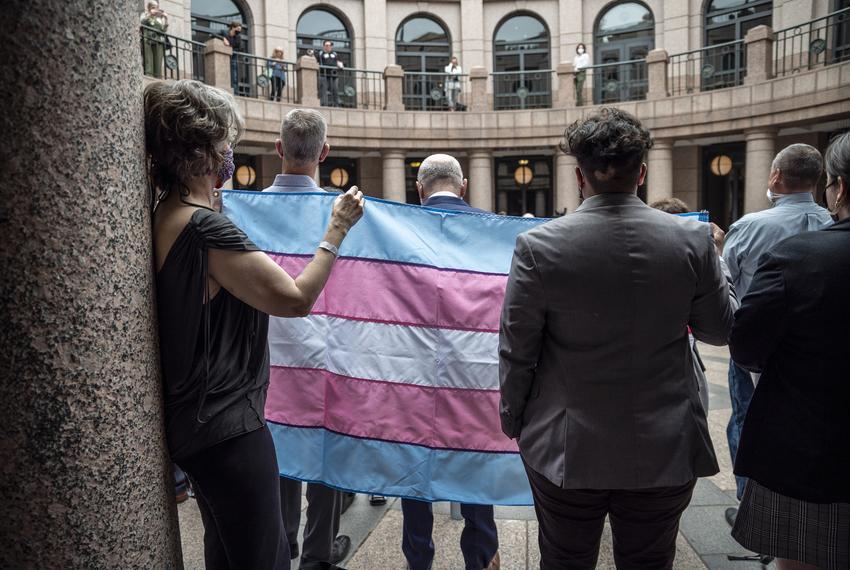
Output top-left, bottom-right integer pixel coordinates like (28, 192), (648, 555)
(178, 344), (774, 569)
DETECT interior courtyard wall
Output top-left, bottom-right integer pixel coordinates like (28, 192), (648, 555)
(385, 1), (464, 68)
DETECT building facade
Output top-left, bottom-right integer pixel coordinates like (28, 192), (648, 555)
(142, 0), (850, 226)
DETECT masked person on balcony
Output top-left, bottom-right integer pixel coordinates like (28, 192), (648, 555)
(140, 0), (168, 78)
(444, 56), (463, 111)
(145, 80), (364, 570)
(573, 43), (589, 106)
(314, 40), (344, 107)
(222, 21), (243, 94)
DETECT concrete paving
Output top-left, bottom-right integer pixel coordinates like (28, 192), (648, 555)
(178, 344), (774, 569)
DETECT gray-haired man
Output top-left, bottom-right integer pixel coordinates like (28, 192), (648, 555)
(263, 108), (352, 569)
(401, 154), (501, 570)
(722, 143), (832, 526)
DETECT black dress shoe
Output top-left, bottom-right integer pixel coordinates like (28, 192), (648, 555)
(330, 535), (351, 564)
(369, 494), (387, 506)
(725, 507), (738, 527)
(289, 542), (299, 560)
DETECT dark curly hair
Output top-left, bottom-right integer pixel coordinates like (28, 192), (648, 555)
(143, 79), (244, 200)
(559, 107), (653, 194)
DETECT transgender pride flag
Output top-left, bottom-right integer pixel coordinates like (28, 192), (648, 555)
(223, 190), (544, 506)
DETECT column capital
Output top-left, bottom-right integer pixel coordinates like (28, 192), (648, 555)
(646, 48), (669, 64)
(468, 149), (492, 158)
(383, 64), (403, 78)
(469, 66), (488, 79)
(556, 62), (575, 74)
(744, 127), (779, 140)
(651, 138), (674, 150)
(204, 38), (233, 93)
(744, 24), (773, 44)
(295, 54), (318, 70)
(381, 149), (406, 159)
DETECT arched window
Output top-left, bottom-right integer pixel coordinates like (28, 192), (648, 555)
(396, 16), (452, 110)
(296, 8), (354, 67)
(593, 2), (654, 103)
(192, 0), (250, 50)
(192, 0), (251, 95)
(703, 0), (771, 87)
(493, 13), (551, 110)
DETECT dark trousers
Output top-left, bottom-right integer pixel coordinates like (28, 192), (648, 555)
(270, 76), (284, 101)
(524, 462), (695, 570)
(401, 498), (498, 570)
(726, 359), (754, 500)
(280, 477), (341, 568)
(179, 426), (290, 570)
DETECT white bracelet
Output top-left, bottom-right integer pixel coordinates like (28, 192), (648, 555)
(318, 241), (339, 257)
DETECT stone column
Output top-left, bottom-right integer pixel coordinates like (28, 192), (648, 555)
(205, 37), (233, 93)
(469, 67), (489, 112)
(468, 151), (494, 212)
(647, 139), (674, 204)
(556, 62), (576, 108)
(556, 151), (580, 214)
(745, 128), (777, 214)
(745, 25), (774, 85)
(384, 65), (404, 111)
(460, 0), (485, 69)
(296, 55), (320, 107)
(382, 150), (407, 203)
(646, 49), (669, 100)
(0, 1), (181, 568)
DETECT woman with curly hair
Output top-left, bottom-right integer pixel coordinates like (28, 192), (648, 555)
(144, 79), (364, 569)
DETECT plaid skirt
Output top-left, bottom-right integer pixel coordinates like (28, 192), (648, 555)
(732, 480), (850, 569)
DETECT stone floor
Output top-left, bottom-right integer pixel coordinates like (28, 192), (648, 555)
(178, 344), (774, 569)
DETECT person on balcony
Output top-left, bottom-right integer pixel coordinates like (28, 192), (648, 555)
(222, 21), (243, 94)
(314, 40), (344, 107)
(268, 47), (287, 102)
(573, 43), (589, 106)
(444, 56), (463, 111)
(140, 0), (168, 78)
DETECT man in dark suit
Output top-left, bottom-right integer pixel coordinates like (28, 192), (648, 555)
(500, 108), (733, 568)
(400, 153), (500, 570)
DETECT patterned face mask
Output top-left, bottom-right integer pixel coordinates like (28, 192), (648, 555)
(218, 147), (235, 183)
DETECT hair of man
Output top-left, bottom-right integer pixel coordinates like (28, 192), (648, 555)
(649, 197), (690, 214)
(417, 154), (464, 196)
(560, 107), (653, 194)
(771, 143), (824, 192)
(278, 108), (327, 168)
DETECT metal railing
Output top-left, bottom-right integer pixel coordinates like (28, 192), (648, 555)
(233, 52), (297, 102)
(316, 68), (385, 110)
(668, 40), (746, 95)
(584, 59), (648, 105)
(492, 70), (554, 110)
(140, 25), (205, 82)
(774, 7), (850, 76)
(403, 72), (469, 111)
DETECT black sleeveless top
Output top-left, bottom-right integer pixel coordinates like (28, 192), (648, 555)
(156, 208), (270, 460)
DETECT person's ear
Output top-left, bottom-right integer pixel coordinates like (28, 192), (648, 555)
(769, 168), (781, 190)
(318, 143), (330, 163)
(275, 139), (284, 160)
(575, 166), (585, 189)
(459, 178), (468, 199)
(637, 163), (648, 187)
(838, 176), (847, 204)
(416, 181), (425, 204)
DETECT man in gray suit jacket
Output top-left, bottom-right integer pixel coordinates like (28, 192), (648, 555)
(499, 108), (733, 569)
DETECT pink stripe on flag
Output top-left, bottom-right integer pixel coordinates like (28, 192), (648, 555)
(265, 366), (518, 453)
(268, 254), (507, 332)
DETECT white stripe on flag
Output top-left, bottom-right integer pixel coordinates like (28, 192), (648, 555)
(269, 315), (499, 390)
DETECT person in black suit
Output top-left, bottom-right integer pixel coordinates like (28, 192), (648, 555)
(729, 132), (850, 570)
(314, 40), (343, 107)
(400, 154), (501, 570)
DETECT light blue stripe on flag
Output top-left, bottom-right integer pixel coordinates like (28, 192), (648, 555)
(269, 423), (533, 506)
(222, 190), (545, 275)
